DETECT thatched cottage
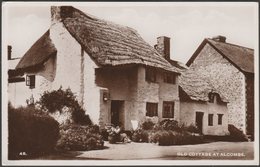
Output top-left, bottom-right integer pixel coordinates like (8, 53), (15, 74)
(179, 69), (229, 136)
(184, 36), (254, 139)
(11, 6), (185, 130)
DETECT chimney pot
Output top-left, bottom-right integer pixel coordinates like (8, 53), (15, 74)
(212, 35), (226, 42)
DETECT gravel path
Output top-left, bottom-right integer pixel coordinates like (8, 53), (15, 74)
(75, 141), (254, 160)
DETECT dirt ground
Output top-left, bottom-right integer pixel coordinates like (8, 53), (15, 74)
(37, 141), (254, 160)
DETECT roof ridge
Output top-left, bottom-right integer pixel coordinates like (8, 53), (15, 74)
(207, 38), (254, 51)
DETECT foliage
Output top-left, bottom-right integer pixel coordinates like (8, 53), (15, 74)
(132, 119), (203, 145)
(131, 129), (149, 143)
(100, 128), (109, 141)
(184, 123), (200, 134)
(157, 119), (180, 131)
(141, 120), (155, 130)
(104, 125), (131, 144)
(8, 104), (60, 159)
(56, 124), (104, 151)
(228, 124), (248, 142)
(37, 87), (92, 125)
(149, 130), (204, 146)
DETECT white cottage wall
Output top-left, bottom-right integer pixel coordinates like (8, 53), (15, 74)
(180, 101), (229, 136)
(8, 56), (55, 108)
(49, 21), (82, 101)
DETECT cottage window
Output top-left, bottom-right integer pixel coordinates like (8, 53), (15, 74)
(163, 72), (176, 84)
(208, 114), (213, 126)
(218, 114), (223, 125)
(145, 67), (156, 82)
(146, 103), (158, 117)
(209, 93), (214, 103)
(26, 75), (35, 89)
(163, 101), (174, 118)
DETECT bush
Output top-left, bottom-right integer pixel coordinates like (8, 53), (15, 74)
(228, 124), (248, 142)
(37, 87), (92, 125)
(150, 130), (203, 146)
(158, 119), (180, 131)
(131, 129), (149, 143)
(8, 105), (60, 159)
(184, 123), (200, 134)
(100, 128), (109, 141)
(131, 119), (204, 145)
(56, 124), (104, 151)
(141, 120), (155, 130)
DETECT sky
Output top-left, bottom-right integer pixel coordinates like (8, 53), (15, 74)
(3, 2), (258, 64)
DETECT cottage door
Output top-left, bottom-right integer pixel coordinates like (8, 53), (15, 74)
(195, 112), (204, 134)
(111, 100), (124, 127)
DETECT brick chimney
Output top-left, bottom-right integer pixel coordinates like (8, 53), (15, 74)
(212, 35), (226, 43)
(154, 36), (170, 60)
(51, 6), (74, 24)
(8, 45), (12, 60)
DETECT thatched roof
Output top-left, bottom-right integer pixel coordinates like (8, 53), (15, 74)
(16, 30), (57, 70)
(16, 6), (182, 73)
(187, 38), (254, 74)
(179, 68), (228, 102)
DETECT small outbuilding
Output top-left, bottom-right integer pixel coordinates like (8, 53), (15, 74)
(179, 69), (229, 136)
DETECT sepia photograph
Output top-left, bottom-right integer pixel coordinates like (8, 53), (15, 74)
(2, 1), (259, 166)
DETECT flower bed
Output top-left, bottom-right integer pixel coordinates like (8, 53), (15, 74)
(132, 119), (204, 145)
(56, 124), (104, 151)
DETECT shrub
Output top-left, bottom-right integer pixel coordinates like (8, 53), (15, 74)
(8, 105), (60, 159)
(131, 129), (149, 143)
(56, 124), (104, 151)
(100, 128), (109, 141)
(185, 124), (200, 133)
(131, 119), (204, 145)
(141, 120), (155, 130)
(37, 87), (92, 125)
(228, 124), (248, 142)
(150, 130), (203, 146)
(158, 119), (180, 131)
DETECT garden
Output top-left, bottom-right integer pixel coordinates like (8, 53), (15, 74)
(8, 87), (249, 160)
(8, 87), (104, 159)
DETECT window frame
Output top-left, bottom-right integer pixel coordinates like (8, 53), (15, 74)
(163, 72), (176, 84)
(146, 102), (158, 117)
(145, 67), (157, 83)
(26, 75), (36, 89)
(218, 114), (223, 125)
(208, 114), (213, 126)
(162, 101), (175, 118)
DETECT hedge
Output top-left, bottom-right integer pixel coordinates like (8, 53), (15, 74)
(8, 104), (60, 159)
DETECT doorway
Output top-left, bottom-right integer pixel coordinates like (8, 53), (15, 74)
(195, 112), (204, 134)
(111, 100), (124, 127)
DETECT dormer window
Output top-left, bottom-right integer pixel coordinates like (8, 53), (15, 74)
(208, 93), (215, 103)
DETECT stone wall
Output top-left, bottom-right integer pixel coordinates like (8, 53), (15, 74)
(189, 43), (246, 132)
(245, 74), (254, 137)
(180, 100), (229, 136)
